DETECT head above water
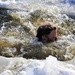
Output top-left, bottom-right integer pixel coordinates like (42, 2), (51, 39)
(36, 22), (57, 43)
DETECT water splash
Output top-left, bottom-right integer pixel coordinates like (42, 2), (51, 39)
(0, 56), (75, 75)
(0, 0), (75, 60)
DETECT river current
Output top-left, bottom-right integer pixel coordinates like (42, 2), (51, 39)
(0, 0), (75, 75)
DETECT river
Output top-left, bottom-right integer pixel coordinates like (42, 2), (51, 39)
(0, 0), (75, 75)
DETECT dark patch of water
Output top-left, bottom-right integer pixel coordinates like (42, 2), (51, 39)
(62, 0), (75, 6)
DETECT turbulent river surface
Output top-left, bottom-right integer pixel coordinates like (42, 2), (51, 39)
(0, 0), (75, 75)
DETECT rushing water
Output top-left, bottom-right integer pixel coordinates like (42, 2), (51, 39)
(0, 0), (75, 75)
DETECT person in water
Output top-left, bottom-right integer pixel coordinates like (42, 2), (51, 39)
(36, 22), (57, 43)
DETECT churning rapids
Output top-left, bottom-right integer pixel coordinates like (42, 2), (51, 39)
(0, 0), (75, 75)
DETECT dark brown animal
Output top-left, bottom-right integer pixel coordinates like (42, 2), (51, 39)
(36, 22), (57, 43)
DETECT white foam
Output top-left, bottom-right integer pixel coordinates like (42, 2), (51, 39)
(0, 56), (75, 75)
(0, 56), (10, 73)
(0, 0), (21, 8)
(0, 0), (16, 5)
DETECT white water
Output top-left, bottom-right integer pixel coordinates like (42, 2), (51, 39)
(0, 0), (17, 7)
(0, 0), (75, 75)
(0, 56), (75, 75)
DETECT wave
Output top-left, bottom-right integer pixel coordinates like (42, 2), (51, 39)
(0, 0), (21, 8)
(0, 56), (75, 75)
